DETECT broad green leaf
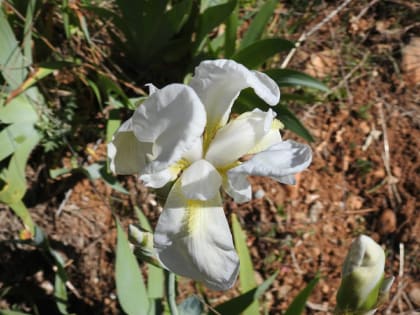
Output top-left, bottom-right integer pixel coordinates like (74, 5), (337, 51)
(178, 296), (203, 315)
(240, 0), (277, 49)
(196, 0), (237, 52)
(265, 69), (330, 92)
(0, 8), (27, 88)
(0, 123), (38, 161)
(231, 213), (258, 315)
(232, 38), (294, 69)
(284, 274), (320, 315)
(0, 94), (38, 124)
(213, 272), (278, 315)
(115, 218), (150, 315)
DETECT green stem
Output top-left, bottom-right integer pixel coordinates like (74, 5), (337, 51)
(165, 270), (178, 315)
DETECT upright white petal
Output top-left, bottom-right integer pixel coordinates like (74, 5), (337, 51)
(154, 180), (239, 290)
(189, 59), (280, 132)
(205, 109), (275, 167)
(107, 118), (152, 174)
(132, 84), (206, 173)
(228, 140), (312, 184)
(181, 159), (222, 200)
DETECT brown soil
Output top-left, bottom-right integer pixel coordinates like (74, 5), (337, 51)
(1, 1), (419, 315)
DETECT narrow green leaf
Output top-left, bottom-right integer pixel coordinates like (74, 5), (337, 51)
(236, 90), (314, 142)
(224, 5), (238, 58)
(231, 213), (258, 315)
(54, 272), (69, 314)
(214, 272), (278, 315)
(9, 201), (34, 235)
(133, 207), (165, 300)
(0, 310), (31, 315)
(240, 0), (277, 49)
(115, 218), (150, 315)
(265, 69), (330, 92)
(106, 109), (121, 144)
(275, 104), (314, 142)
(232, 38), (294, 69)
(284, 274), (320, 315)
(134, 206), (152, 232)
(196, 0), (237, 52)
(23, 0), (36, 63)
(62, 0), (71, 38)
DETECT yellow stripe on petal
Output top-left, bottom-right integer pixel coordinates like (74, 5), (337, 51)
(247, 119), (283, 155)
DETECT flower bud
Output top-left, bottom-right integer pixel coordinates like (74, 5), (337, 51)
(128, 224), (162, 268)
(335, 235), (394, 315)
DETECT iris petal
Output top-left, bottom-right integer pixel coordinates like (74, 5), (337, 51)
(132, 84), (206, 173)
(205, 109), (275, 167)
(107, 119), (152, 175)
(154, 180), (239, 291)
(189, 59), (280, 133)
(181, 159), (222, 200)
(228, 140), (312, 184)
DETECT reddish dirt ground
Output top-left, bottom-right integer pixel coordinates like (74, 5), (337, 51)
(1, 1), (419, 314)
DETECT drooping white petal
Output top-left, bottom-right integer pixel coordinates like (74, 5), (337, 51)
(181, 159), (222, 200)
(223, 172), (252, 203)
(154, 180), (239, 290)
(140, 167), (179, 188)
(189, 59), (280, 132)
(228, 140), (312, 184)
(205, 109), (275, 167)
(107, 118), (152, 175)
(132, 84), (206, 173)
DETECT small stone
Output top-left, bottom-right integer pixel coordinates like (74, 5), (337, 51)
(254, 189), (265, 199)
(378, 209), (397, 234)
(409, 287), (420, 307)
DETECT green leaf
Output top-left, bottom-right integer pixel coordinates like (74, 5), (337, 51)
(133, 207), (164, 300)
(240, 0), (277, 49)
(214, 272), (278, 315)
(284, 274), (320, 315)
(23, 0), (36, 63)
(265, 69), (330, 92)
(224, 5), (238, 58)
(275, 104), (314, 142)
(0, 310), (31, 315)
(196, 0), (237, 52)
(54, 272), (69, 314)
(178, 296), (203, 315)
(0, 8), (27, 88)
(106, 109), (121, 144)
(8, 201), (34, 235)
(0, 94), (38, 124)
(115, 218), (150, 315)
(231, 213), (258, 315)
(232, 38), (294, 69)
(236, 90), (314, 142)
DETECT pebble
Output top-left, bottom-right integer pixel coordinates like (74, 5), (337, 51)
(409, 287), (420, 307)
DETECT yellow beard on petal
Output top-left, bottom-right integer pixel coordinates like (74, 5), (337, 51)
(186, 200), (205, 235)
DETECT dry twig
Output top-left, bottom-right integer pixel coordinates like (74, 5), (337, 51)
(281, 0), (353, 69)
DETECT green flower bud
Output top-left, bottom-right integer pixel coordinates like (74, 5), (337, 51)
(128, 224), (163, 268)
(335, 235), (394, 315)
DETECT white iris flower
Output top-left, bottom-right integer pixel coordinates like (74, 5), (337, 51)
(108, 59), (312, 290)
